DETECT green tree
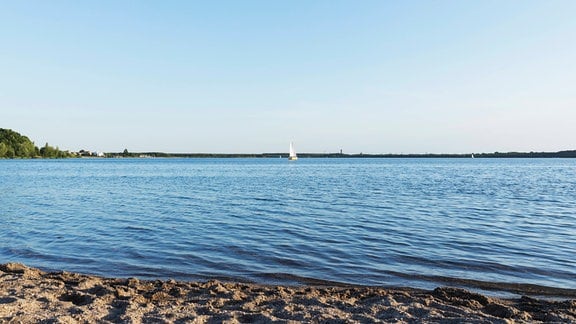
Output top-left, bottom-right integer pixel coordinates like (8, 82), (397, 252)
(0, 128), (36, 158)
(40, 143), (57, 158)
(6, 146), (15, 158)
(0, 128), (72, 159)
(0, 142), (8, 157)
(17, 141), (36, 158)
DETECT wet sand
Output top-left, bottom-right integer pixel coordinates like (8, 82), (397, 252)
(1, 263), (575, 323)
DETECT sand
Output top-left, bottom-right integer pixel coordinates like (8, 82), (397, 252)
(1, 263), (575, 323)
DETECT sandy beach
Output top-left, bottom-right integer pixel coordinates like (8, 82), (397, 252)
(1, 263), (575, 323)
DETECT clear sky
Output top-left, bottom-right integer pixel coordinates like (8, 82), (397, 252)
(1, 1), (575, 154)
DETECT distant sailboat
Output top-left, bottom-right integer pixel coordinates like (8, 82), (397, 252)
(288, 142), (298, 161)
(471, 154), (475, 159)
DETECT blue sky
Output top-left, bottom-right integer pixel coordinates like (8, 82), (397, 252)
(1, 1), (575, 153)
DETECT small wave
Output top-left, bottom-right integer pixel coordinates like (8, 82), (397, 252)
(256, 271), (576, 299)
(122, 226), (154, 233)
(384, 270), (576, 298)
(258, 273), (362, 287)
(251, 197), (280, 203)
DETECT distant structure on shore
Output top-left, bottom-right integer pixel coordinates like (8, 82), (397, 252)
(77, 150), (105, 157)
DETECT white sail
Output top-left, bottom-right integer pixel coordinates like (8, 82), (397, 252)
(288, 142), (298, 160)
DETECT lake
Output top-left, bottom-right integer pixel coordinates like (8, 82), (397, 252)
(1, 158), (575, 296)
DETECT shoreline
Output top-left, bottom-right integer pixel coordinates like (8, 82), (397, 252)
(101, 150), (576, 158)
(2, 263), (574, 323)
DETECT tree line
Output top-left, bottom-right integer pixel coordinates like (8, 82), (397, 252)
(0, 128), (73, 158)
(3, 127), (576, 159)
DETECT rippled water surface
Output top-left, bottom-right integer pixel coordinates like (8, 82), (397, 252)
(1, 158), (575, 294)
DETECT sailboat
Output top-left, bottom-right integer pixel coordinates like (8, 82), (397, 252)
(288, 142), (298, 161)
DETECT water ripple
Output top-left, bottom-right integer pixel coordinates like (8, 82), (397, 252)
(1, 158), (575, 296)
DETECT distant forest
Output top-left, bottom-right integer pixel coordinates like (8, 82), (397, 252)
(0, 128), (72, 158)
(112, 151), (576, 159)
(2, 128), (576, 159)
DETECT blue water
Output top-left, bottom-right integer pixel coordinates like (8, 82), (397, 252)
(1, 158), (575, 295)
